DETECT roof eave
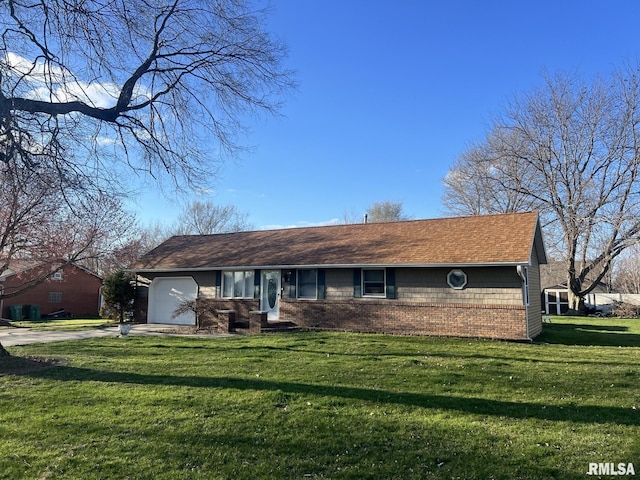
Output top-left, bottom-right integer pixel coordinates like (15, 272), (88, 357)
(131, 261), (531, 274)
(528, 213), (548, 265)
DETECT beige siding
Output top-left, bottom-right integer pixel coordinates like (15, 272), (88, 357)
(397, 267), (523, 305)
(527, 252), (544, 338)
(325, 267), (525, 306)
(325, 269), (354, 300)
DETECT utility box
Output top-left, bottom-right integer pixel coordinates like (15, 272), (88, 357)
(9, 305), (24, 321)
(26, 305), (41, 321)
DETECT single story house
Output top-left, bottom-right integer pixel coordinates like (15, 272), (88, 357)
(1, 261), (103, 319)
(132, 211), (547, 340)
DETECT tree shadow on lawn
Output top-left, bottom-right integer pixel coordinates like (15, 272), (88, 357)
(538, 322), (640, 347)
(30, 366), (640, 426)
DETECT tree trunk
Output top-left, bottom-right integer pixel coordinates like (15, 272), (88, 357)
(567, 288), (586, 313)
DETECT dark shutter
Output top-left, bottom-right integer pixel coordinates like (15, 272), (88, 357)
(254, 269), (261, 299)
(215, 271), (222, 297)
(353, 269), (362, 298)
(386, 268), (396, 299)
(289, 270), (297, 298)
(318, 269), (326, 300)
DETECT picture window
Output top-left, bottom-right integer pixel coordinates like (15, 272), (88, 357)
(222, 271), (255, 298)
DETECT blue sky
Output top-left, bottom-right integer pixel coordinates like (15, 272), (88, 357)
(132, 0), (640, 230)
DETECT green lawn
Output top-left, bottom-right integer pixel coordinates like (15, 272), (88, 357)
(1, 317), (639, 479)
(7, 317), (114, 330)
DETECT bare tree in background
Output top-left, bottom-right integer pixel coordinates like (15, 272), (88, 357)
(0, 166), (135, 300)
(128, 201), (252, 262)
(441, 68), (640, 311)
(0, 150), (134, 283)
(442, 128), (540, 216)
(613, 245), (640, 294)
(366, 201), (409, 223)
(174, 201), (252, 235)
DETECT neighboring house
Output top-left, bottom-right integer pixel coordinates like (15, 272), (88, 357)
(132, 211), (547, 341)
(540, 262), (613, 314)
(540, 262), (571, 315)
(1, 261), (103, 319)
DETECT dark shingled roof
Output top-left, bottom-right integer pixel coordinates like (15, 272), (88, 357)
(132, 211), (546, 271)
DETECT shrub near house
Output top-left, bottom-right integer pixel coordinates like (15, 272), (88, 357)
(1, 262), (102, 318)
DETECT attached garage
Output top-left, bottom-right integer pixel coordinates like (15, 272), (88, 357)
(148, 277), (197, 325)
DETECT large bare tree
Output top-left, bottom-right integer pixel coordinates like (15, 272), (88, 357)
(0, 0), (293, 354)
(1, 0), (293, 191)
(442, 68), (640, 311)
(442, 129), (540, 216)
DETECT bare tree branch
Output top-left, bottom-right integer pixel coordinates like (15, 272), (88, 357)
(442, 66), (640, 310)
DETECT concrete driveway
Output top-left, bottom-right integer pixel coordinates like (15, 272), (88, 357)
(0, 324), (227, 347)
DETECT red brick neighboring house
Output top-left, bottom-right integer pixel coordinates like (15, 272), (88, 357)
(132, 211), (547, 341)
(1, 261), (102, 319)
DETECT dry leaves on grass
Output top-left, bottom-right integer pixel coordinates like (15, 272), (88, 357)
(0, 355), (68, 376)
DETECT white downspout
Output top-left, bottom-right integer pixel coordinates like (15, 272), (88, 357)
(516, 265), (532, 341)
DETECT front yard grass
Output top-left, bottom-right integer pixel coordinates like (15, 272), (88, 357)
(8, 317), (113, 330)
(1, 317), (639, 479)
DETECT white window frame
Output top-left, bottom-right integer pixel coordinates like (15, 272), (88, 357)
(545, 289), (569, 315)
(362, 268), (386, 297)
(297, 269), (317, 300)
(222, 270), (255, 299)
(51, 271), (63, 281)
(447, 269), (467, 290)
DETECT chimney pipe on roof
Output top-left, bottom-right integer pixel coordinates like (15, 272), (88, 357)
(363, 213), (368, 224)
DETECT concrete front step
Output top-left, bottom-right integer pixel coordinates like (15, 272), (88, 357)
(234, 319), (299, 334)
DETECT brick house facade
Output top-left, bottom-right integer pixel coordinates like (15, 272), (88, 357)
(1, 262), (102, 318)
(132, 212), (547, 341)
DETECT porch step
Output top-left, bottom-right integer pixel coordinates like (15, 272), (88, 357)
(261, 320), (299, 333)
(232, 319), (299, 334)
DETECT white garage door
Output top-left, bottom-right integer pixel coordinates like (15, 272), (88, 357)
(148, 277), (198, 325)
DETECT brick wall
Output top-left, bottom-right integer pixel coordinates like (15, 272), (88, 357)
(280, 298), (529, 340)
(197, 298), (259, 326)
(2, 264), (102, 318)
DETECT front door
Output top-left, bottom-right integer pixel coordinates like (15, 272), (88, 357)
(261, 270), (281, 320)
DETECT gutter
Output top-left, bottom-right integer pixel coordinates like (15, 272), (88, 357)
(130, 261), (532, 274)
(516, 264), (532, 342)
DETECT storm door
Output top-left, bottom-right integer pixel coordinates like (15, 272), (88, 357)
(260, 270), (281, 320)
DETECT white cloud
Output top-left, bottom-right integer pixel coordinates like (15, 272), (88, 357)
(6, 52), (67, 82)
(5, 52), (150, 108)
(96, 136), (119, 146)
